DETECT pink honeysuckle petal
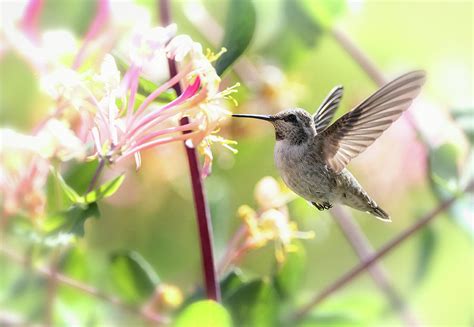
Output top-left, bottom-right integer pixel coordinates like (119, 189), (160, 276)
(127, 76), (201, 140)
(91, 127), (102, 155)
(126, 66), (141, 123)
(20, 0), (44, 44)
(120, 65), (135, 92)
(83, 0), (110, 41)
(138, 76), (201, 125)
(72, 0), (110, 69)
(131, 62), (192, 123)
(135, 120), (199, 145)
(123, 105), (186, 147)
(118, 131), (199, 162)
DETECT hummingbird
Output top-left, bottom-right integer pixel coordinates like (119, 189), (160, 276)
(233, 71), (426, 221)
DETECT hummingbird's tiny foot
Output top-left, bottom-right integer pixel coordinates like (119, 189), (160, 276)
(311, 201), (333, 211)
(323, 202), (333, 210)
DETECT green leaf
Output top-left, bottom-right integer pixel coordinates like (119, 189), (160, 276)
(297, 312), (357, 327)
(51, 168), (83, 204)
(283, 0), (323, 47)
(175, 300), (232, 327)
(414, 227), (437, 283)
(110, 251), (160, 303)
(452, 107), (474, 143)
(0, 52), (39, 129)
(297, 0), (346, 30)
(215, 0), (256, 76)
(429, 143), (461, 198)
(64, 160), (101, 195)
(430, 144), (474, 237)
(52, 167), (124, 205)
(40, 0), (95, 36)
(274, 240), (306, 299)
(138, 77), (176, 101)
(42, 202), (100, 237)
(220, 269), (246, 300)
(224, 279), (279, 327)
(84, 174), (125, 203)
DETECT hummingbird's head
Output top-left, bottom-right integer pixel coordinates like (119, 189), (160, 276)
(233, 109), (315, 145)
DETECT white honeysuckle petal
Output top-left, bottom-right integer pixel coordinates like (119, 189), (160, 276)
(134, 152), (142, 170)
(39, 119), (86, 161)
(41, 30), (78, 63)
(128, 24), (176, 67)
(99, 54), (121, 92)
(166, 35), (202, 62)
(0, 129), (47, 155)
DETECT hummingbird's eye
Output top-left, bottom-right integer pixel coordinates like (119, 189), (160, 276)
(284, 114), (298, 123)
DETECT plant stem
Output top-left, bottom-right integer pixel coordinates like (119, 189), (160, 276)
(158, 0), (220, 302)
(331, 206), (420, 326)
(86, 159), (105, 193)
(45, 248), (60, 326)
(0, 246), (169, 324)
(291, 184), (468, 322)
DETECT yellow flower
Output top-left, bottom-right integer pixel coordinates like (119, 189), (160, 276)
(238, 206), (314, 263)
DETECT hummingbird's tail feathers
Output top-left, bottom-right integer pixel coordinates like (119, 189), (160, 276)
(370, 206), (391, 222)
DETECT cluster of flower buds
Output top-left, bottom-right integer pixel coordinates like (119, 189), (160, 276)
(219, 176), (313, 270)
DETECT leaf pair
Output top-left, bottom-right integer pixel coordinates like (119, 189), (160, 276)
(51, 168), (125, 205)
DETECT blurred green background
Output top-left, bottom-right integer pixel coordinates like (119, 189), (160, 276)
(1, 0), (473, 326)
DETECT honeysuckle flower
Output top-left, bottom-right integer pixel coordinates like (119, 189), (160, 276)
(128, 24), (176, 68)
(83, 31), (237, 172)
(238, 205), (314, 263)
(0, 131), (49, 218)
(218, 176), (312, 272)
(1, 120), (84, 218)
(1, 124), (84, 162)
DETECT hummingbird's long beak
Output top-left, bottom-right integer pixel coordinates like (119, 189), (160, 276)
(232, 114), (275, 122)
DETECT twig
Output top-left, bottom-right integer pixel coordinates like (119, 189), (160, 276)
(45, 249), (60, 326)
(291, 185), (468, 322)
(217, 225), (247, 275)
(330, 26), (424, 139)
(331, 27), (385, 86)
(158, 0), (221, 302)
(331, 206), (420, 326)
(0, 246), (169, 324)
(86, 159), (105, 193)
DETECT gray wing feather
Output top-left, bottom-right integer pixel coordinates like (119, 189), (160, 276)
(320, 70), (426, 173)
(314, 85), (344, 133)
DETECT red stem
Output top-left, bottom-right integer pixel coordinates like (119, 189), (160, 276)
(158, 0), (220, 301)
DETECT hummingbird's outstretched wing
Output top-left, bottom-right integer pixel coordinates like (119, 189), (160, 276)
(314, 85), (344, 133)
(320, 70), (426, 173)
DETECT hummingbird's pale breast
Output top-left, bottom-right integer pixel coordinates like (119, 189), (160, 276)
(274, 138), (336, 204)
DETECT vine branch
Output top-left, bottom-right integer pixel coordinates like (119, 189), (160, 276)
(331, 206), (420, 326)
(291, 182), (470, 322)
(0, 246), (169, 324)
